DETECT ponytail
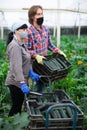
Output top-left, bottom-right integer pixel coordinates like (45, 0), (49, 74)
(6, 32), (13, 46)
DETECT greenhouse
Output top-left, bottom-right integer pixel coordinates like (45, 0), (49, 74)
(0, 0), (87, 129)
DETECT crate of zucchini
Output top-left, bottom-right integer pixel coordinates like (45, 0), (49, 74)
(25, 90), (83, 130)
(33, 53), (72, 84)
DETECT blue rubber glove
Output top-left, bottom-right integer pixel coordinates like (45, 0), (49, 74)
(20, 82), (30, 94)
(29, 70), (40, 82)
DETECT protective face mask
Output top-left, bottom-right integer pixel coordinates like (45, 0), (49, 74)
(18, 31), (28, 38)
(36, 17), (44, 26)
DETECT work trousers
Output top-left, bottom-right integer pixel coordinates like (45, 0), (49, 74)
(8, 85), (24, 116)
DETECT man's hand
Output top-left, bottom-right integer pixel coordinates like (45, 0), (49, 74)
(59, 50), (66, 58)
(35, 55), (45, 64)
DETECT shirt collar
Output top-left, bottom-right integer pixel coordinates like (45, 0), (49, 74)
(31, 25), (43, 32)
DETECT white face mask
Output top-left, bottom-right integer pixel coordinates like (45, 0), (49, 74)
(17, 31), (28, 38)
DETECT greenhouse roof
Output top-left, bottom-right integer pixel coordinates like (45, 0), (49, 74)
(0, 0), (87, 28)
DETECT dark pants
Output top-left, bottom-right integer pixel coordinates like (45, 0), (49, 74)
(36, 80), (46, 93)
(8, 85), (24, 116)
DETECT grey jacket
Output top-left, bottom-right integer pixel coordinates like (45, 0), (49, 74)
(5, 36), (32, 88)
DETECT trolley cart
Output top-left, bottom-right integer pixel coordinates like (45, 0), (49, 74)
(45, 103), (77, 130)
(29, 91), (42, 96)
(24, 91), (83, 130)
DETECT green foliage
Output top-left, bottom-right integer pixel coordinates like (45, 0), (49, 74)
(78, 97), (87, 115)
(82, 115), (87, 130)
(0, 39), (9, 114)
(0, 39), (6, 59)
(0, 35), (87, 129)
(0, 61), (8, 86)
(52, 35), (87, 100)
(0, 112), (29, 130)
(0, 39), (8, 87)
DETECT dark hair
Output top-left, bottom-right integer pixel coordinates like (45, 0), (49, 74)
(28, 5), (43, 24)
(6, 32), (13, 46)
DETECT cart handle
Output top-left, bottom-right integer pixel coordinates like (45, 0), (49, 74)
(24, 92), (42, 114)
(45, 103), (77, 130)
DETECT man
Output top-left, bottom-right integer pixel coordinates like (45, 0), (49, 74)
(24, 5), (66, 93)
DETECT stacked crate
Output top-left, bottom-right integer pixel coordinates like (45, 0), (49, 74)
(25, 90), (83, 130)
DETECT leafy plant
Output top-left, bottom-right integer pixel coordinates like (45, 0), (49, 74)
(0, 40), (6, 59)
(0, 35), (87, 129)
(0, 112), (29, 130)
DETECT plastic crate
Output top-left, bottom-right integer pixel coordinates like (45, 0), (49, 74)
(33, 53), (72, 84)
(27, 89), (70, 104)
(25, 100), (83, 130)
(25, 90), (83, 130)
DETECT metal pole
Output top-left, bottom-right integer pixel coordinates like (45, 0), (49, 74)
(1, 26), (4, 40)
(57, 0), (60, 47)
(53, 26), (56, 37)
(78, 14), (81, 39)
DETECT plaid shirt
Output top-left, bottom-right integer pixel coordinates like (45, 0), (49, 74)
(24, 25), (59, 56)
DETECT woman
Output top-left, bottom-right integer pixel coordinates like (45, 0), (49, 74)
(5, 21), (39, 116)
